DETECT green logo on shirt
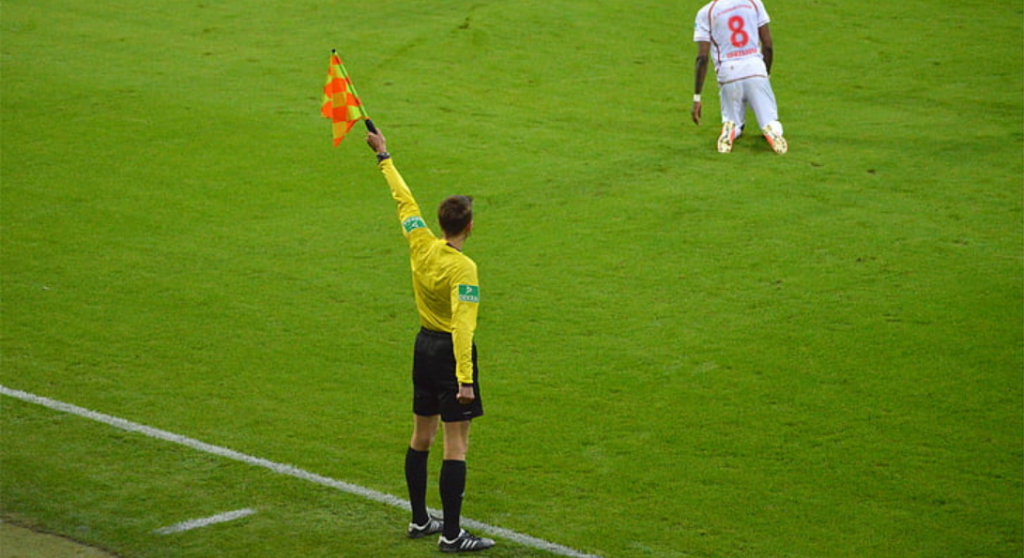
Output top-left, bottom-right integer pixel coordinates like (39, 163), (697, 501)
(458, 284), (480, 303)
(402, 216), (426, 233)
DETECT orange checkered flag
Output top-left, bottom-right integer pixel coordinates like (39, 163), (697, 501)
(321, 50), (375, 146)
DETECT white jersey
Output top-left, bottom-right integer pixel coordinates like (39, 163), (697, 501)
(693, 0), (770, 84)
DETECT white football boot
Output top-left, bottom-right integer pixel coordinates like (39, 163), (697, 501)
(717, 121), (737, 153)
(762, 120), (788, 154)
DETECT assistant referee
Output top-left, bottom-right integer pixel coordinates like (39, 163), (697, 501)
(366, 128), (495, 553)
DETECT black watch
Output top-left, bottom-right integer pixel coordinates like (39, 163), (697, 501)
(376, 151), (391, 163)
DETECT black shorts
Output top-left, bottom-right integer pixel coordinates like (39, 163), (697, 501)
(412, 328), (483, 422)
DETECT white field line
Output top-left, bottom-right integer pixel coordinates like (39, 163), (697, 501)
(155, 508), (257, 535)
(1, 385), (603, 558)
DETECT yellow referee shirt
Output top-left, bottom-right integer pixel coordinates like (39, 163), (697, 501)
(379, 158), (480, 385)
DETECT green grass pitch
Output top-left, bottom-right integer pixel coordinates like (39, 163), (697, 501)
(2, 1), (1021, 557)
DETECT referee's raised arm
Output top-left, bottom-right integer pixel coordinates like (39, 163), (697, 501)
(367, 127), (428, 239)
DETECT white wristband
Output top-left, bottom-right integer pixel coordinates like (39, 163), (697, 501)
(693, 94), (702, 103)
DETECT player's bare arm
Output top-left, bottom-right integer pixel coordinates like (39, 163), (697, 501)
(759, 24), (774, 75)
(692, 41), (710, 125)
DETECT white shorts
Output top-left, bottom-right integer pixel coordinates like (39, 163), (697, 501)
(719, 76), (779, 130)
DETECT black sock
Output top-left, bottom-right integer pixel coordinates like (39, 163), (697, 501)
(405, 447), (430, 525)
(439, 459), (467, 539)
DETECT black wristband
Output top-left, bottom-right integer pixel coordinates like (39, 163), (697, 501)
(376, 152), (391, 163)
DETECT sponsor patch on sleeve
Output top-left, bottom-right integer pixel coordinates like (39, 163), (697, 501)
(458, 284), (480, 303)
(402, 216), (427, 233)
